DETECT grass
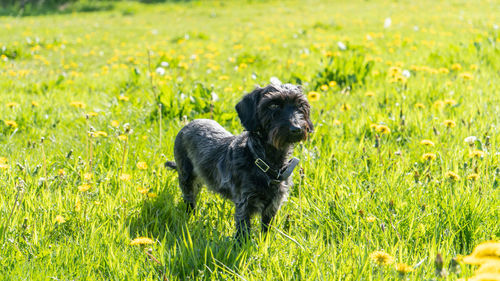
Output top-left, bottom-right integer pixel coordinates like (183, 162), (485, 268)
(0, 0), (499, 280)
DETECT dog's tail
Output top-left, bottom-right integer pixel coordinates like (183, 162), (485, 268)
(165, 161), (177, 171)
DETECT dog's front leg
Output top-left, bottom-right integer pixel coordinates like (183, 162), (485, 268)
(234, 201), (251, 242)
(261, 204), (278, 234)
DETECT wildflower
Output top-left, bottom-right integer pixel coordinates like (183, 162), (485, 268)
(475, 260), (500, 274)
(443, 120), (456, 128)
(445, 171), (460, 181)
(333, 120), (341, 126)
(462, 241), (500, 265)
(307, 91), (320, 102)
(0, 157), (7, 164)
(137, 187), (149, 194)
(443, 99), (457, 106)
(422, 153), (437, 161)
(83, 173), (92, 181)
(376, 125), (391, 134)
(87, 111), (98, 117)
(420, 139), (435, 146)
(54, 215), (66, 224)
(111, 120), (120, 127)
(370, 251), (394, 266)
(365, 91), (375, 97)
(329, 81), (337, 87)
(439, 68), (450, 74)
(31, 101), (39, 107)
(4, 120), (18, 128)
(388, 66), (402, 77)
(121, 198), (128, 204)
(6, 102), (19, 108)
(0, 163), (9, 170)
(459, 72), (474, 80)
(147, 192), (158, 198)
(130, 237), (154, 246)
(118, 95), (129, 102)
(433, 100), (445, 110)
(94, 131), (108, 137)
(469, 149), (485, 158)
(75, 197), (81, 212)
(369, 123), (379, 130)
(464, 136), (478, 145)
(119, 173), (132, 181)
(467, 173), (480, 181)
(396, 263), (414, 275)
(136, 161), (148, 170)
(366, 216), (376, 223)
(340, 104), (351, 111)
(58, 169), (66, 176)
(415, 103), (426, 109)
(451, 63), (462, 71)
(470, 64), (479, 71)
(78, 184), (91, 192)
(118, 135), (128, 141)
(320, 84), (329, 91)
(218, 75), (229, 80)
(69, 101), (86, 108)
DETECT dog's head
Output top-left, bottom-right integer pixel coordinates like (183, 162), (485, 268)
(236, 83), (313, 149)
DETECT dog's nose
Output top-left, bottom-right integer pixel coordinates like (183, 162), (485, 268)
(290, 125), (302, 135)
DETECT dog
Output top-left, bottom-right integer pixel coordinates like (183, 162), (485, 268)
(165, 83), (313, 241)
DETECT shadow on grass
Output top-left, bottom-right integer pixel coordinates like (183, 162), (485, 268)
(0, 1), (114, 17)
(127, 186), (250, 280)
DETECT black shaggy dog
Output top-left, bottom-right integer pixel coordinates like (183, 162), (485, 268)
(166, 83), (313, 240)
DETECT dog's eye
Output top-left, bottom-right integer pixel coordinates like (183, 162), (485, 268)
(268, 104), (280, 110)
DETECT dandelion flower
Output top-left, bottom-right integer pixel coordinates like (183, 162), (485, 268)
(307, 91), (320, 102)
(118, 95), (129, 102)
(130, 237), (154, 246)
(370, 251), (394, 266)
(69, 101), (86, 108)
(136, 162), (148, 170)
(4, 120), (18, 128)
(78, 184), (91, 192)
(365, 91), (375, 97)
(320, 84), (329, 91)
(137, 187), (149, 194)
(451, 63), (462, 71)
(467, 173), (480, 181)
(111, 120), (120, 127)
(366, 216), (376, 223)
(443, 120), (456, 128)
(118, 135), (128, 141)
(439, 68), (450, 74)
(340, 104), (351, 111)
(395, 263), (414, 275)
(329, 81), (337, 87)
(333, 120), (341, 126)
(459, 72), (474, 80)
(31, 101), (39, 107)
(147, 192), (158, 198)
(462, 241), (500, 265)
(420, 139), (435, 146)
(0, 157), (7, 164)
(0, 163), (10, 170)
(443, 99), (457, 106)
(434, 101), (445, 110)
(369, 123), (379, 130)
(58, 169), (66, 176)
(415, 103), (426, 109)
(470, 149), (485, 158)
(119, 173), (132, 181)
(6, 102), (19, 108)
(87, 111), (98, 117)
(376, 124), (391, 134)
(83, 173), (92, 180)
(94, 131), (108, 137)
(54, 215), (66, 224)
(476, 260), (500, 274)
(464, 136), (478, 145)
(445, 171), (460, 181)
(422, 153), (437, 161)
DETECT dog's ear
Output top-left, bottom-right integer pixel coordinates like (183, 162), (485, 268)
(236, 88), (263, 132)
(306, 115), (314, 133)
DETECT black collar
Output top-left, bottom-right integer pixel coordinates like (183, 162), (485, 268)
(247, 136), (300, 185)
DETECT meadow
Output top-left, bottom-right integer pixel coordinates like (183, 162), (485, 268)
(0, 0), (499, 280)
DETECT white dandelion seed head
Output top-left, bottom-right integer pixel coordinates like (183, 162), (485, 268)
(337, 41), (347, 50)
(155, 67), (166, 75)
(464, 136), (477, 144)
(402, 70), (411, 78)
(384, 18), (392, 28)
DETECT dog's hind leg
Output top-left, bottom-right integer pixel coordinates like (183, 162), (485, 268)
(174, 145), (200, 213)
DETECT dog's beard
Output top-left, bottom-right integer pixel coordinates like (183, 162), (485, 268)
(268, 126), (307, 150)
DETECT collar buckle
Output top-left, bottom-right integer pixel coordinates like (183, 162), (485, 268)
(254, 158), (270, 173)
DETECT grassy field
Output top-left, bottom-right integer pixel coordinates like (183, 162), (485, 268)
(1, 0), (499, 280)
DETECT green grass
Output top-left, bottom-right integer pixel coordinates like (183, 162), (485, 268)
(0, 0), (499, 280)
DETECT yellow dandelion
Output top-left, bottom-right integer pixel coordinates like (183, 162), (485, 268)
(438, 68), (450, 74)
(366, 216), (376, 223)
(130, 237), (154, 246)
(0, 157), (7, 164)
(443, 119), (456, 128)
(320, 84), (329, 91)
(118, 95), (129, 102)
(422, 153), (437, 161)
(369, 123), (379, 130)
(445, 171), (460, 181)
(78, 184), (91, 192)
(121, 198), (128, 204)
(307, 91), (320, 102)
(369, 251), (394, 266)
(459, 72), (474, 80)
(218, 75), (229, 81)
(69, 101), (86, 108)
(469, 149), (485, 158)
(94, 131), (108, 137)
(119, 173), (132, 181)
(87, 111), (98, 118)
(333, 119), (342, 126)
(340, 104), (351, 112)
(83, 173), (92, 181)
(0, 163), (10, 170)
(476, 260), (500, 274)
(443, 99), (457, 106)
(4, 120), (18, 128)
(376, 124), (391, 134)
(365, 91), (375, 97)
(394, 75), (407, 84)
(31, 101), (39, 107)
(137, 187), (149, 195)
(433, 100), (445, 110)
(467, 173), (480, 181)
(462, 241), (500, 265)
(75, 197), (81, 212)
(54, 215), (66, 224)
(395, 263), (414, 275)
(388, 66), (402, 76)
(415, 103), (426, 109)
(147, 192), (158, 198)
(470, 64), (479, 71)
(136, 161), (148, 170)
(6, 102), (19, 108)
(451, 63), (462, 71)
(420, 139), (435, 146)
(111, 120), (120, 127)
(58, 169), (66, 176)
(118, 135), (128, 141)
(329, 81), (337, 87)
